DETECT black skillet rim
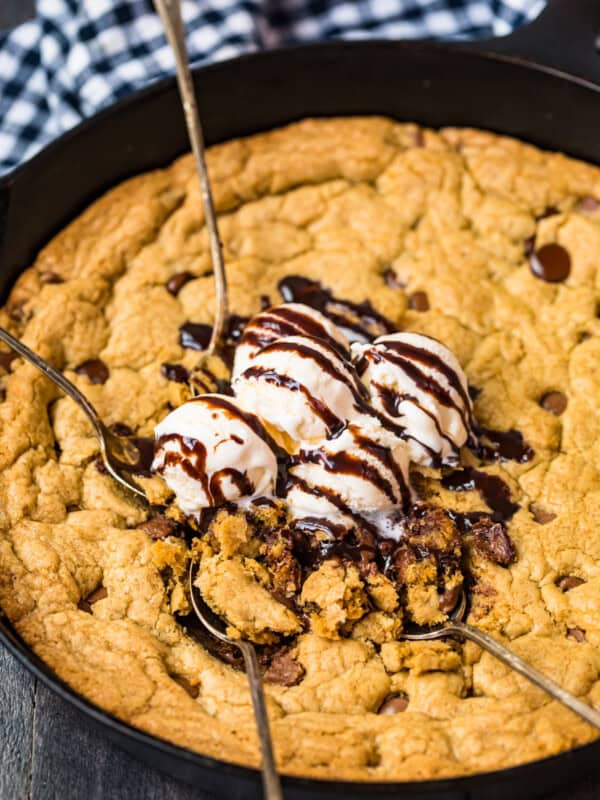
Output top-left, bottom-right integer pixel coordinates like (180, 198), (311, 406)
(0, 36), (599, 794)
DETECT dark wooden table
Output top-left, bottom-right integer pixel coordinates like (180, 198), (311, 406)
(0, 3), (598, 799)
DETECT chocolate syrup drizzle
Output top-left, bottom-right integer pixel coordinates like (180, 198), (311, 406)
(355, 335), (473, 467)
(442, 467), (519, 522)
(290, 427), (411, 514)
(240, 304), (350, 359)
(154, 395), (283, 504)
(238, 336), (368, 437)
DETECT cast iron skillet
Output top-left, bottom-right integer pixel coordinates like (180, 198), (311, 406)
(1, 1), (600, 797)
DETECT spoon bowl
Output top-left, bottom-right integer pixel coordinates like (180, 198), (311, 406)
(188, 561), (283, 800)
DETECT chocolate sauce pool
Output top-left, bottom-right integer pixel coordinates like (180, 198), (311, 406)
(442, 467), (519, 522)
(278, 276), (396, 342)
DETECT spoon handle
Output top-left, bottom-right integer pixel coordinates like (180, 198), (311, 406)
(237, 641), (284, 800)
(153, 0), (228, 354)
(447, 621), (600, 730)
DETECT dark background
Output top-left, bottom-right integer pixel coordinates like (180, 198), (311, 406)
(0, 3), (598, 799)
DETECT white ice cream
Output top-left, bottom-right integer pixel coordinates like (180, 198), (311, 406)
(286, 422), (412, 521)
(354, 332), (473, 467)
(152, 394), (277, 516)
(232, 334), (365, 447)
(232, 302), (349, 380)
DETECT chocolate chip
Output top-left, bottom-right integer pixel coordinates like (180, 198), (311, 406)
(167, 271), (193, 296)
(225, 315), (249, 344)
(567, 626), (586, 642)
(78, 585), (107, 613)
(39, 270), (64, 284)
(109, 422), (134, 437)
(138, 515), (179, 540)
(0, 351), (17, 372)
(383, 268), (406, 289)
(172, 675), (200, 699)
(75, 359), (109, 385)
(264, 649), (305, 686)
(557, 575), (585, 593)
(179, 322), (212, 351)
(161, 363), (189, 383)
(439, 584), (462, 613)
(471, 520), (516, 566)
(94, 457), (108, 475)
(536, 206), (559, 220)
(540, 391), (567, 416)
(576, 196), (599, 212)
(378, 693), (409, 715)
(529, 504), (556, 525)
(66, 505), (80, 513)
(468, 385), (481, 401)
(413, 129), (425, 148)
(7, 303), (29, 323)
(260, 294), (271, 311)
(408, 291), (430, 311)
(578, 331), (592, 343)
(530, 243), (571, 283)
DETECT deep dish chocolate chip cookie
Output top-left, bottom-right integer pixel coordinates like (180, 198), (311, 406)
(1, 117), (599, 781)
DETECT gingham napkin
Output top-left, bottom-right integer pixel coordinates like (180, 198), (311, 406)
(0, 0), (545, 175)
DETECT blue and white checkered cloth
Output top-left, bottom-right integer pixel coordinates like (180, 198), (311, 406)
(0, 0), (545, 175)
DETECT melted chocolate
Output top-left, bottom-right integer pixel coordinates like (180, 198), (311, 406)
(442, 467), (519, 522)
(383, 268), (406, 289)
(179, 322), (212, 351)
(161, 363), (189, 383)
(74, 359), (109, 385)
(167, 271), (194, 295)
(0, 351), (17, 372)
(278, 276), (396, 341)
(472, 426), (534, 463)
(468, 385), (481, 401)
(225, 315), (249, 342)
(39, 270), (64, 284)
(408, 291), (429, 312)
(530, 243), (571, 283)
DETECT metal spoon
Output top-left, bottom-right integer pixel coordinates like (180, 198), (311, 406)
(189, 563), (283, 800)
(0, 326), (146, 500)
(0, 326), (283, 796)
(403, 590), (600, 730)
(153, 0), (228, 355)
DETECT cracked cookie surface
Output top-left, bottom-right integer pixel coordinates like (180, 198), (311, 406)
(1, 117), (600, 780)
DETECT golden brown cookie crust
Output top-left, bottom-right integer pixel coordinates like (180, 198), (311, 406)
(1, 117), (600, 780)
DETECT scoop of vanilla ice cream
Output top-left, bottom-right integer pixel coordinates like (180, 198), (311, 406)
(232, 334), (365, 446)
(286, 421), (411, 521)
(152, 394), (277, 516)
(232, 303), (349, 379)
(354, 332), (473, 467)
